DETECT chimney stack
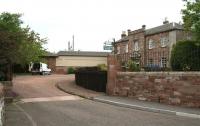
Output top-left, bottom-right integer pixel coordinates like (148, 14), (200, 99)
(127, 29), (131, 35)
(142, 25), (146, 30)
(121, 31), (126, 38)
(163, 17), (169, 24)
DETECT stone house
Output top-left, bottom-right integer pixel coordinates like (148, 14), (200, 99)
(114, 21), (189, 68)
(43, 51), (109, 74)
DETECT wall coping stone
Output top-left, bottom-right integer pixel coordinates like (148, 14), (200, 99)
(117, 72), (200, 76)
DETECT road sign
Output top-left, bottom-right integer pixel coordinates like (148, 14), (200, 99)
(103, 45), (113, 50)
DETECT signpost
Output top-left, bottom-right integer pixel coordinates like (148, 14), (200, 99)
(103, 39), (114, 51)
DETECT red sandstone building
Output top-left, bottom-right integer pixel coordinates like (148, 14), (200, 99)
(114, 21), (190, 68)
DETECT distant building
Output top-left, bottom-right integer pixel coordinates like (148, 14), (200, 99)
(43, 51), (109, 74)
(114, 21), (191, 68)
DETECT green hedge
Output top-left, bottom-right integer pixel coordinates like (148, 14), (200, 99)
(170, 40), (200, 71)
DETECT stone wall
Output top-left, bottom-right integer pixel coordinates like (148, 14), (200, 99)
(0, 81), (14, 126)
(110, 72), (200, 108)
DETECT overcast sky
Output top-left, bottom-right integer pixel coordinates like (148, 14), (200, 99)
(0, 0), (185, 52)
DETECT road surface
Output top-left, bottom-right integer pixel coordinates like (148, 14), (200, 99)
(5, 75), (200, 126)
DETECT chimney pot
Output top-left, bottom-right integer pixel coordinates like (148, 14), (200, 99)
(121, 31), (126, 38)
(127, 29), (131, 35)
(142, 25), (146, 29)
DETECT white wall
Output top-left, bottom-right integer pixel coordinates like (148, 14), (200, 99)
(56, 56), (107, 67)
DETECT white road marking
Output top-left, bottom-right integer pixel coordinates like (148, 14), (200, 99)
(20, 96), (83, 103)
(176, 112), (200, 119)
(93, 98), (200, 119)
(14, 103), (37, 126)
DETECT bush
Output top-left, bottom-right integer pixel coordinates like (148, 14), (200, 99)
(171, 40), (200, 71)
(97, 64), (107, 71)
(126, 60), (140, 72)
(67, 67), (75, 74)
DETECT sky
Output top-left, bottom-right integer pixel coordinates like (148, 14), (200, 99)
(0, 0), (185, 52)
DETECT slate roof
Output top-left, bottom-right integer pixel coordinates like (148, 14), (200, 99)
(145, 22), (183, 35)
(57, 51), (109, 57)
(43, 52), (58, 57)
(115, 22), (184, 43)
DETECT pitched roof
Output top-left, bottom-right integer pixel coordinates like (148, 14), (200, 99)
(145, 22), (183, 35)
(115, 22), (184, 43)
(57, 51), (109, 57)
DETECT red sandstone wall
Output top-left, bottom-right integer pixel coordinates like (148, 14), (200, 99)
(110, 72), (200, 108)
(44, 57), (56, 73)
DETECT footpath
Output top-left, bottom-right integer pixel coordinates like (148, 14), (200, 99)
(57, 81), (200, 119)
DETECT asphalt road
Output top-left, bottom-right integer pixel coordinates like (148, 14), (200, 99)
(5, 75), (200, 126)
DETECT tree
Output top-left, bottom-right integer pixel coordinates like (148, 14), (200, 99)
(0, 12), (46, 65)
(170, 40), (200, 71)
(182, 0), (200, 40)
(0, 12), (47, 79)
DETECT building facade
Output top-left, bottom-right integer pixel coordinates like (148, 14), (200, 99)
(114, 21), (189, 68)
(43, 51), (109, 74)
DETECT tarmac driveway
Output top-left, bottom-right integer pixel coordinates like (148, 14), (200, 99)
(13, 74), (73, 98)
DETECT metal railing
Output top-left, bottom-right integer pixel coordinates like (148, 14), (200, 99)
(116, 49), (200, 71)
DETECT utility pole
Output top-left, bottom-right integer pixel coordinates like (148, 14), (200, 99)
(72, 35), (74, 51)
(67, 35), (75, 51)
(68, 41), (71, 51)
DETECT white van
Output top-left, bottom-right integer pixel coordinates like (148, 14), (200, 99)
(29, 62), (51, 75)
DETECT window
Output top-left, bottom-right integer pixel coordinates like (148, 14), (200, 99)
(160, 57), (167, 68)
(117, 46), (120, 54)
(125, 44), (128, 53)
(134, 41), (139, 51)
(160, 37), (168, 47)
(148, 39), (155, 49)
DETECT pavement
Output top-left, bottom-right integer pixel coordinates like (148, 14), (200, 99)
(57, 81), (200, 119)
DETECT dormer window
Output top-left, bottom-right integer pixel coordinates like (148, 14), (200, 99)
(148, 39), (155, 49)
(160, 37), (168, 47)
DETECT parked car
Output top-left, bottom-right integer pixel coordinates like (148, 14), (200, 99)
(29, 62), (51, 75)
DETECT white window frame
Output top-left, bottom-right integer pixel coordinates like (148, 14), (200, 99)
(134, 41), (139, 51)
(160, 37), (168, 47)
(117, 46), (120, 54)
(125, 44), (128, 53)
(148, 39), (155, 49)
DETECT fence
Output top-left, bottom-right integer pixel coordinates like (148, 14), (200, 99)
(75, 67), (107, 92)
(116, 48), (200, 71)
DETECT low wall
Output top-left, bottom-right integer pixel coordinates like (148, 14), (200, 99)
(111, 72), (200, 108)
(0, 83), (5, 126)
(0, 81), (13, 126)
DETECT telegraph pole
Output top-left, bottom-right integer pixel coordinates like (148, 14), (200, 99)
(72, 35), (74, 51)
